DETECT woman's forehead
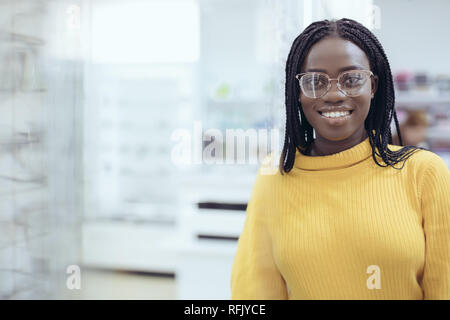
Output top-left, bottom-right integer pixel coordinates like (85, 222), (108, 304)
(302, 37), (370, 74)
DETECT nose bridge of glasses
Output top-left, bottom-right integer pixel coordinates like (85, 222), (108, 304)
(327, 77), (345, 95)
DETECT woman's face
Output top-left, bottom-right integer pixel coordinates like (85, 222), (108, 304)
(299, 36), (378, 142)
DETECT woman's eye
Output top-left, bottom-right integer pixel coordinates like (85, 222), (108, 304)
(309, 77), (326, 87)
(343, 76), (363, 87)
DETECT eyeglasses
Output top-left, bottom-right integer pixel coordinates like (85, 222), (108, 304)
(295, 70), (374, 99)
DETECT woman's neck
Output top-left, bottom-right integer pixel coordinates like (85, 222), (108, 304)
(309, 129), (368, 156)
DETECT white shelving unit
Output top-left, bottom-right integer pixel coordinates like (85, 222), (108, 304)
(171, 169), (256, 300)
(396, 92), (450, 108)
(396, 91), (450, 148)
(81, 220), (178, 274)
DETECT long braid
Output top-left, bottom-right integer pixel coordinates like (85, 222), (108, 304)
(393, 110), (403, 145)
(280, 18), (426, 174)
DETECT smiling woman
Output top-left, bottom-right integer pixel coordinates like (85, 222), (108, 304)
(230, 18), (450, 300)
(281, 18), (424, 167)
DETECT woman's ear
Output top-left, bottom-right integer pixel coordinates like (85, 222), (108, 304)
(371, 75), (379, 99)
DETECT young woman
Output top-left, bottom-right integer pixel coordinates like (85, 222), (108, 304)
(231, 18), (450, 300)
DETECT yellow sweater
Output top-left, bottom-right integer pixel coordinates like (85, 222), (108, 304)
(230, 137), (450, 300)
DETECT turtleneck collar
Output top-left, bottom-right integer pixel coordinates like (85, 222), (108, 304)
(294, 137), (373, 171)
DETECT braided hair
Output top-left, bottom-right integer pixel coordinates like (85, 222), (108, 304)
(279, 18), (426, 175)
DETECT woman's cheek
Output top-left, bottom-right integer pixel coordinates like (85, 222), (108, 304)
(299, 102), (317, 125)
(354, 95), (372, 118)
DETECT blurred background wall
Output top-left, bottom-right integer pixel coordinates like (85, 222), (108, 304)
(0, 0), (449, 299)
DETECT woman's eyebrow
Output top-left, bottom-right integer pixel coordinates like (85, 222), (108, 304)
(305, 65), (365, 73)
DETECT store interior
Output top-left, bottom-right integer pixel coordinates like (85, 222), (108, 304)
(0, 0), (449, 299)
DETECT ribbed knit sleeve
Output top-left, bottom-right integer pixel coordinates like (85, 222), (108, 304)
(419, 152), (450, 299)
(230, 169), (288, 300)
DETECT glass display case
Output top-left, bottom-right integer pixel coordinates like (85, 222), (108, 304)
(0, 0), (83, 299)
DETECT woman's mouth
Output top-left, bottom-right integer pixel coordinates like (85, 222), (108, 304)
(317, 110), (354, 125)
(318, 110), (353, 118)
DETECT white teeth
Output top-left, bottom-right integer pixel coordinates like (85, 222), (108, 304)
(321, 111), (351, 118)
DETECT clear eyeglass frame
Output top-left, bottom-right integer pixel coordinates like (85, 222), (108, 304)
(295, 69), (374, 99)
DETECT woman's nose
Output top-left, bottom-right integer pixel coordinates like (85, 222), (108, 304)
(323, 79), (346, 102)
